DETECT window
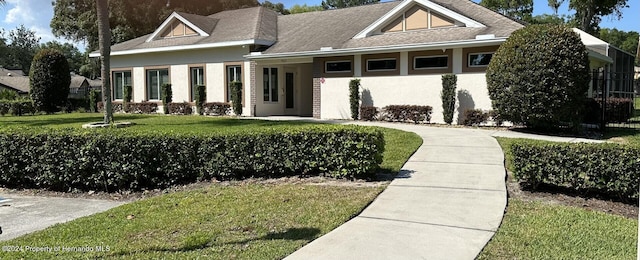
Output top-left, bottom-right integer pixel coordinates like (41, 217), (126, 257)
(146, 69), (169, 100)
(190, 67), (204, 102)
(367, 58), (397, 71)
(325, 61), (351, 73)
(468, 52), (493, 67)
(414, 56), (448, 69)
(112, 71), (131, 100)
(263, 68), (278, 102)
(226, 65), (242, 102)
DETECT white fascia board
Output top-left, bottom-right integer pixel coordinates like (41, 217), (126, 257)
(89, 39), (274, 57)
(246, 38), (507, 60)
(353, 0), (485, 39)
(145, 12), (210, 43)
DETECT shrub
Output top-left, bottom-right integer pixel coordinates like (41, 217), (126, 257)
(599, 98), (633, 123)
(167, 102), (193, 115)
(161, 83), (172, 114)
(360, 106), (378, 121)
(29, 49), (71, 113)
(511, 140), (639, 201)
(486, 25), (590, 129)
(230, 81), (242, 116)
(0, 90), (17, 100)
(380, 105), (432, 123)
(349, 79), (360, 120)
(129, 102), (158, 114)
(65, 98), (88, 112)
(195, 85), (206, 115)
(203, 102), (230, 116)
(0, 99), (35, 116)
(462, 109), (489, 126)
(488, 110), (504, 126)
(0, 126), (384, 192)
(123, 85), (132, 112)
(441, 74), (457, 124)
(89, 90), (100, 112)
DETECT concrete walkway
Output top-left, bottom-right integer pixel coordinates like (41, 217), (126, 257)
(285, 121), (508, 260)
(0, 194), (123, 241)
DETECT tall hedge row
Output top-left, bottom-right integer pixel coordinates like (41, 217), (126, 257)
(511, 140), (639, 201)
(0, 126), (384, 192)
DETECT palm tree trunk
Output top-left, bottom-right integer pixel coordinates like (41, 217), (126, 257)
(96, 0), (112, 124)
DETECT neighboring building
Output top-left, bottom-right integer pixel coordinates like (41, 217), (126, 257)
(89, 0), (631, 123)
(0, 75), (29, 95)
(69, 75), (91, 99)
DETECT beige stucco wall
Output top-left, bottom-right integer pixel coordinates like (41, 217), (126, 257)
(319, 73), (493, 124)
(111, 46), (252, 114)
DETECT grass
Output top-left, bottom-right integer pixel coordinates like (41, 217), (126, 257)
(478, 198), (638, 260)
(479, 137), (639, 259)
(0, 113), (423, 259)
(0, 184), (384, 259)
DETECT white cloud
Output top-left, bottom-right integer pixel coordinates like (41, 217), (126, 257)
(3, 0), (35, 24)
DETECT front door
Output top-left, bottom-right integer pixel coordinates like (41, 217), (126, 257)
(285, 71), (295, 114)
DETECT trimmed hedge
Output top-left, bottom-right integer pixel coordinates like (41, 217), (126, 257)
(161, 83), (172, 114)
(349, 79), (360, 120)
(195, 85), (206, 115)
(380, 105), (432, 123)
(511, 140), (640, 201)
(167, 102), (193, 115)
(98, 101), (158, 114)
(360, 106), (378, 121)
(441, 74), (457, 124)
(0, 126), (384, 192)
(598, 98), (633, 123)
(230, 81), (242, 116)
(462, 109), (489, 126)
(0, 100), (35, 116)
(203, 102), (230, 116)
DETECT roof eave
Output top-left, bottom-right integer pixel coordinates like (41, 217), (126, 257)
(247, 38), (508, 60)
(89, 39), (275, 57)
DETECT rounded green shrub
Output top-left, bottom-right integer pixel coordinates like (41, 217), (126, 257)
(29, 49), (71, 113)
(486, 25), (590, 129)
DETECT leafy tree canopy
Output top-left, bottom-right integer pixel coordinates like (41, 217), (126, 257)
(480, 0), (533, 21)
(261, 1), (290, 14)
(3, 25), (40, 74)
(290, 4), (324, 14)
(321, 0), (379, 9)
(51, 0), (260, 51)
(37, 41), (83, 74)
(565, 0), (628, 34)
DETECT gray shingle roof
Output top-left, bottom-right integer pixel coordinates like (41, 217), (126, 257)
(70, 76), (89, 89)
(109, 6), (277, 53)
(0, 76), (29, 93)
(264, 0), (523, 54)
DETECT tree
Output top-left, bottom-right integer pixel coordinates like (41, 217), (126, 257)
(37, 41), (84, 74)
(486, 25), (590, 129)
(548, 0), (562, 14)
(96, 0), (112, 124)
(561, 0), (629, 34)
(6, 25), (39, 74)
(479, 0), (533, 21)
(52, 0), (260, 51)
(261, 1), (289, 15)
(29, 49), (71, 113)
(290, 4), (324, 14)
(528, 14), (568, 25)
(321, 0), (379, 9)
(598, 28), (639, 59)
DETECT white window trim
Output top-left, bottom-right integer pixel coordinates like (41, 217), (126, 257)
(263, 68), (278, 103)
(366, 58), (398, 72)
(325, 60), (352, 73)
(468, 52), (494, 68)
(413, 55), (449, 70)
(112, 70), (131, 101)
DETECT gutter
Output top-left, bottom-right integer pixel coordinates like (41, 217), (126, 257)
(88, 39), (275, 58)
(245, 38), (508, 60)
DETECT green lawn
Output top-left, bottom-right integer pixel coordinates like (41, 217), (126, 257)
(0, 113), (422, 259)
(479, 199), (638, 260)
(0, 184), (384, 259)
(479, 137), (639, 259)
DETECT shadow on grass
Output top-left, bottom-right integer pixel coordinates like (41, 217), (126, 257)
(107, 227), (321, 256)
(0, 113), (155, 128)
(604, 127), (640, 139)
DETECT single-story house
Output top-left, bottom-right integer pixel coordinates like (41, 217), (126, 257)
(0, 74), (29, 95)
(0, 72), (97, 100)
(89, 0), (628, 123)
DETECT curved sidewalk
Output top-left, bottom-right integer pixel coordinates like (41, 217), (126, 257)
(286, 122), (507, 260)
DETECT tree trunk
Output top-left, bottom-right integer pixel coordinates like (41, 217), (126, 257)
(96, 0), (112, 124)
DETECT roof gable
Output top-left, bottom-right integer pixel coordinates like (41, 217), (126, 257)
(146, 12), (213, 42)
(353, 0), (485, 39)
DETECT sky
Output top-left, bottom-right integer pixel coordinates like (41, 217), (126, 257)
(0, 0), (638, 53)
